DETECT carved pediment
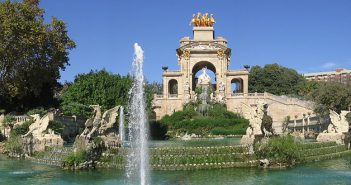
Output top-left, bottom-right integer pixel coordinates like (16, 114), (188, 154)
(176, 42), (231, 57)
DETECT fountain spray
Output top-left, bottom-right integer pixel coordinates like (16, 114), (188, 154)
(126, 43), (149, 185)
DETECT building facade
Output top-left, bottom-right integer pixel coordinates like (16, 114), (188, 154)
(304, 68), (351, 84)
(152, 18), (249, 120)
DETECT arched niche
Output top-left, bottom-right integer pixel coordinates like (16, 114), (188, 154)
(191, 61), (217, 91)
(168, 79), (178, 96)
(231, 78), (243, 94)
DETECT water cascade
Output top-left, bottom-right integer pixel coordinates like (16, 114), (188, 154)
(126, 43), (149, 185)
(119, 106), (125, 144)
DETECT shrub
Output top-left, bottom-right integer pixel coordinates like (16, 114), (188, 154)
(63, 150), (87, 166)
(160, 105), (249, 136)
(93, 137), (104, 145)
(346, 112), (351, 125)
(12, 120), (33, 136)
(4, 134), (23, 155)
(254, 135), (301, 165)
(3, 115), (15, 127)
(149, 121), (168, 140)
(48, 120), (64, 135)
(27, 108), (48, 117)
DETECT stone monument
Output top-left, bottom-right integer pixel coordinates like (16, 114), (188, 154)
(152, 13), (316, 134)
(240, 100), (266, 145)
(23, 112), (64, 153)
(75, 105), (121, 149)
(152, 12), (249, 120)
(316, 110), (351, 144)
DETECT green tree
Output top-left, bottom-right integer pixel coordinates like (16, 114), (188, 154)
(60, 70), (132, 117)
(0, 0), (76, 112)
(145, 81), (162, 115)
(296, 80), (320, 96)
(249, 64), (305, 95)
(346, 112), (351, 125)
(310, 82), (351, 113)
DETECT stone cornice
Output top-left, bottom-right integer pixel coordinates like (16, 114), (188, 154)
(176, 41), (231, 57)
(225, 70), (249, 76)
(162, 71), (183, 77)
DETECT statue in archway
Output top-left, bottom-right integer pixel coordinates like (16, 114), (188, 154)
(219, 81), (225, 92)
(197, 67), (211, 86)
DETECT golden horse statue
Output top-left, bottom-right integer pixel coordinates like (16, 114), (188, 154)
(190, 12), (215, 27)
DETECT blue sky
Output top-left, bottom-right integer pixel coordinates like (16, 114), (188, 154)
(39, 0), (351, 83)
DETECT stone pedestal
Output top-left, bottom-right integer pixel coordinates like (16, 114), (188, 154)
(193, 27), (214, 41)
(316, 133), (345, 145)
(24, 134), (64, 154)
(240, 135), (255, 145)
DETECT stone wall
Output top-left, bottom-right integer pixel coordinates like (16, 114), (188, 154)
(153, 92), (315, 135)
(227, 93), (315, 134)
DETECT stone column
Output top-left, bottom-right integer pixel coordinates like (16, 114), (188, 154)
(307, 115), (310, 132)
(302, 116), (305, 135)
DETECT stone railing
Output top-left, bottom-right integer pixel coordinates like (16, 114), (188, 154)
(231, 92), (267, 97)
(169, 94), (178, 98)
(287, 116), (328, 133)
(14, 115), (30, 124)
(155, 94), (164, 98)
(230, 92), (314, 109)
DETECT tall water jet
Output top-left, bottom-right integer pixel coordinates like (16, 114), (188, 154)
(119, 106), (125, 144)
(126, 43), (149, 185)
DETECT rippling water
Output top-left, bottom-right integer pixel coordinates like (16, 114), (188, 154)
(1, 154), (351, 185)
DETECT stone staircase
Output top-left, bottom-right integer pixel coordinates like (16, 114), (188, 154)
(150, 146), (256, 170)
(29, 142), (350, 170)
(298, 142), (351, 163)
(102, 146), (257, 170)
(30, 146), (73, 166)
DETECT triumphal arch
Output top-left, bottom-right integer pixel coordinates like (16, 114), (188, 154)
(152, 13), (249, 120)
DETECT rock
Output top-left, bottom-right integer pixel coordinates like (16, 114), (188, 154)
(316, 133), (344, 144)
(181, 133), (192, 141)
(291, 132), (305, 140)
(240, 135), (254, 145)
(0, 142), (5, 154)
(259, 159), (270, 168)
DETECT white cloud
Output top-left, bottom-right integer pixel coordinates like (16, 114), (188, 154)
(321, 62), (337, 69)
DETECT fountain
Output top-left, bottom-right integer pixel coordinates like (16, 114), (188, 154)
(197, 67), (211, 116)
(119, 106), (125, 144)
(126, 43), (149, 185)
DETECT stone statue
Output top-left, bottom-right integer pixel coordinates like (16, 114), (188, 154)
(219, 81), (225, 92)
(325, 110), (350, 133)
(197, 67), (211, 86)
(85, 105), (102, 139)
(98, 106), (121, 134)
(240, 100), (267, 145)
(243, 100), (266, 135)
(24, 113), (52, 137)
(215, 93), (225, 104)
(80, 105), (120, 139)
(23, 112), (63, 153)
(76, 105), (121, 149)
(184, 82), (190, 93)
(317, 110), (351, 144)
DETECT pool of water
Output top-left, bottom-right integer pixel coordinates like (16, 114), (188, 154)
(1, 154), (351, 185)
